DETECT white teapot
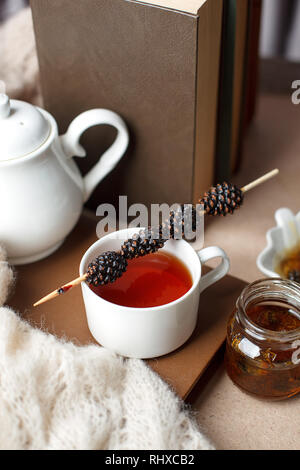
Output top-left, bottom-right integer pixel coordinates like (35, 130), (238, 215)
(0, 94), (129, 265)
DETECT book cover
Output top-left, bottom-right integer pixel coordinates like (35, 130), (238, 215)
(31, 0), (223, 209)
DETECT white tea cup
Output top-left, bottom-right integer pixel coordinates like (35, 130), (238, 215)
(80, 228), (230, 358)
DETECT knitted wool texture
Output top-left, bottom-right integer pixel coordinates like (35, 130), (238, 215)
(0, 247), (213, 450)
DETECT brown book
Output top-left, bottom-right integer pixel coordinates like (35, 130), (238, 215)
(232, 0), (262, 174)
(244, 0), (262, 127)
(230, 0), (250, 174)
(30, 0), (223, 210)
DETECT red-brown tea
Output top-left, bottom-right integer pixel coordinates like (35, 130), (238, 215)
(90, 251), (193, 308)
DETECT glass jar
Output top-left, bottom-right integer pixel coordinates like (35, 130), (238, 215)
(225, 279), (300, 400)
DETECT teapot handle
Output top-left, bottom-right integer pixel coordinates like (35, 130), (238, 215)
(60, 109), (129, 202)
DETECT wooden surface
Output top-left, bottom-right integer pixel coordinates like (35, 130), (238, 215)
(10, 210), (246, 400)
(195, 94), (300, 450)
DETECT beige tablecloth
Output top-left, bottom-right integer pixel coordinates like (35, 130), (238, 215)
(195, 94), (300, 451)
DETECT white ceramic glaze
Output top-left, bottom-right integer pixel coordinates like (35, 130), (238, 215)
(0, 95), (129, 265)
(257, 208), (300, 278)
(80, 228), (230, 359)
(0, 95), (50, 160)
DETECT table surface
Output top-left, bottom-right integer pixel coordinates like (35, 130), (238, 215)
(194, 94), (300, 450)
(9, 93), (300, 450)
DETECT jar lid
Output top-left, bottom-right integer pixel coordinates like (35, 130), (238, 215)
(0, 94), (50, 162)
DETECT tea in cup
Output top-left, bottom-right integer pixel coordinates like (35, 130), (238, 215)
(80, 228), (230, 358)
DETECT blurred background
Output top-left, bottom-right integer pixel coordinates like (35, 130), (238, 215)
(0, 0), (27, 20)
(1, 0), (300, 95)
(260, 0), (300, 94)
(261, 0), (300, 62)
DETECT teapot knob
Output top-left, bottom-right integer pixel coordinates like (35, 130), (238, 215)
(0, 94), (10, 119)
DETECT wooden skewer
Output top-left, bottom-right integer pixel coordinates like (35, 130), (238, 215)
(33, 274), (87, 307)
(33, 168), (279, 308)
(241, 168), (279, 193)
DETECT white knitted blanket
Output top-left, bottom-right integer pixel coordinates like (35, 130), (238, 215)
(0, 246), (213, 450)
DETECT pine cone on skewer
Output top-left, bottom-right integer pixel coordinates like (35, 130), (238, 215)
(200, 183), (244, 216)
(121, 229), (166, 260)
(33, 169), (279, 307)
(88, 185), (243, 288)
(86, 251), (128, 286)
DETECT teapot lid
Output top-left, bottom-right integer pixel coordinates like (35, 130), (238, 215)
(0, 94), (51, 162)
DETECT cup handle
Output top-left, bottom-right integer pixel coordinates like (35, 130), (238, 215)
(60, 109), (129, 202)
(197, 246), (230, 293)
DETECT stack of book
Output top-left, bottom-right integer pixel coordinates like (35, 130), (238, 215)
(215, 0), (262, 181)
(31, 0), (261, 209)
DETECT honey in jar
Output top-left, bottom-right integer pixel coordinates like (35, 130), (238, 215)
(225, 279), (300, 400)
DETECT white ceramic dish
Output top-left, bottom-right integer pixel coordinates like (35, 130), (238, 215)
(257, 208), (300, 278)
(80, 228), (230, 359)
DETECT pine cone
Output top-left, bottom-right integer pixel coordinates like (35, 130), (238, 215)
(200, 183), (243, 216)
(87, 206), (199, 286)
(121, 230), (166, 260)
(86, 251), (128, 286)
(85, 182), (243, 287)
